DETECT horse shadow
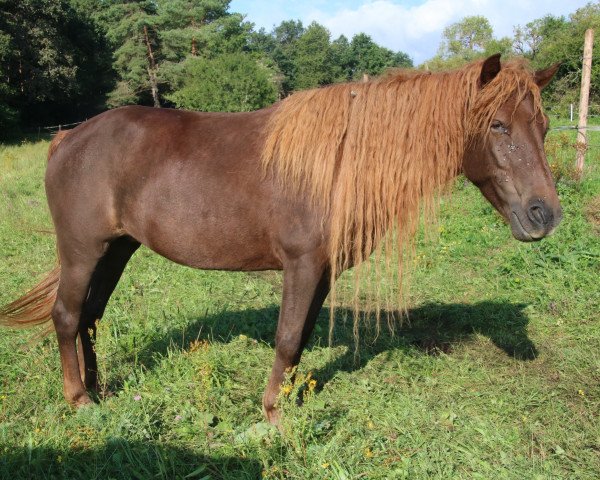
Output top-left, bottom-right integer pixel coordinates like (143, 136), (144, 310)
(310, 301), (538, 390)
(0, 439), (261, 479)
(128, 300), (537, 392)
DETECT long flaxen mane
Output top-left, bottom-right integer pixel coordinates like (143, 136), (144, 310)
(262, 58), (544, 335)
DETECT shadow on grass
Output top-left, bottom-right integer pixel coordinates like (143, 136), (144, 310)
(0, 438), (261, 479)
(0, 132), (52, 146)
(129, 300), (537, 387)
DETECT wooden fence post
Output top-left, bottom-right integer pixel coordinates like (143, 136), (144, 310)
(576, 28), (594, 178)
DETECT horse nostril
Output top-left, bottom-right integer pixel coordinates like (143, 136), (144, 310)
(528, 204), (547, 226)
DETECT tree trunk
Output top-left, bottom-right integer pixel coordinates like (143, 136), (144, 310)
(147, 68), (160, 108)
(143, 25), (161, 108)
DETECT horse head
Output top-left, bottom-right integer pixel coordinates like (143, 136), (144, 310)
(463, 54), (562, 242)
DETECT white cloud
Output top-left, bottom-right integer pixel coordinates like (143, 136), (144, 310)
(302, 0), (589, 64)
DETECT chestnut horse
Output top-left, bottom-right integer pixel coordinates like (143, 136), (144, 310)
(0, 55), (561, 424)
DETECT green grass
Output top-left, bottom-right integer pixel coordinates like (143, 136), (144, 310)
(0, 132), (599, 479)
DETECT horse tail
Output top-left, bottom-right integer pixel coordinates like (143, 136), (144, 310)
(0, 264), (60, 329)
(0, 135), (64, 329)
(47, 130), (70, 162)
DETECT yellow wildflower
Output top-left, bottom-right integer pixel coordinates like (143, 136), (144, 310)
(321, 463), (330, 469)
(308, 379), (317, 391)
(364, 447), (374, 458)
(189, 339), (209, 353)
(578, 389), (585, 397)
(281, 385), (293, 395)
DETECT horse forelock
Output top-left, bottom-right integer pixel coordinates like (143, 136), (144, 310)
(467, 59), (544, 144)
(261, 57), (543, 330)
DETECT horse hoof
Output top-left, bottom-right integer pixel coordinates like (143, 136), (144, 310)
(75, 398), (93, 408)
(263, 406), (282, 428)
(68, 393), (93, 408)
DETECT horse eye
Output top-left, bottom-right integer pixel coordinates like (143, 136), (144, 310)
(491, 121), (507, 133)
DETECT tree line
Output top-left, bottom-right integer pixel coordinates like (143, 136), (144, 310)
(0, 0), (598, 136)
(0, 0), (411, 134)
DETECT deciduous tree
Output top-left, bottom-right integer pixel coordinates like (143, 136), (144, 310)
(166, 52), (277, 111)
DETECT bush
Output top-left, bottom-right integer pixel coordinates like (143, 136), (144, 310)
(545, 132), (579, 183)
(166, 53), (278, 112)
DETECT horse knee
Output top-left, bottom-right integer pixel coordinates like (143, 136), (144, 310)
(275, 332), (303, 365)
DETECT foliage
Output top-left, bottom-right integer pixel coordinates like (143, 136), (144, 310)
(0, 0), (112, 130)
(513, 15), (568, 59)
(54, 0), (253, 109)
(545, 132), (580, 183)
(101, 0), (161, 107)
(439, 15), (494, 59)
(348, 33), (413, 78)
(166, 53), (277, 112)
(525, 4), (600, 110)
(424, 15), (513, 71)
(292, 22), (335, 90)
(1, 3), (599, 476)
(0, 31), (17, 132)
(252, 21), (412, 95)
(269, 20), (305, 95)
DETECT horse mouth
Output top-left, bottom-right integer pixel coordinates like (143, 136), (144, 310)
(510, 201), (562, 242)
(510, 211), (537, 242)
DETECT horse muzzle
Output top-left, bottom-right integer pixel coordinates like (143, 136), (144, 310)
(509, 200), (562, 242)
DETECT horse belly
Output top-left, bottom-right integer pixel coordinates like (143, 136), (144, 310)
(143, 222), (282, 271)
(123, 177), (283, 271)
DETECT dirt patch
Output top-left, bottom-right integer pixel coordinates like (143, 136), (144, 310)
(585, 195), (600, 234)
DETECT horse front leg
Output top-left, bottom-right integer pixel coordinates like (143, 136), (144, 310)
(263, 257), (330, 425)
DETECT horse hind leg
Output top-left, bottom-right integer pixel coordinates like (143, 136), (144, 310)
(77, 236), (140, 392)
(52, 252), (104, 407)
(53, 236), (139, 406)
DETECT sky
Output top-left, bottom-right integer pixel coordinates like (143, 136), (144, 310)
(229, 0), (593, 64)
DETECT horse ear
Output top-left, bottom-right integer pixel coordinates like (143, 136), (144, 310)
(480, 53), (502, 87)
(534, 62), (561, 90)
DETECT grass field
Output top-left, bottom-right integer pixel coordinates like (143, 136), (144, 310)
(0, 126), (599, 479)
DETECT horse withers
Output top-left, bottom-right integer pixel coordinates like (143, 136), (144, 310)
(0, 54), (561, 425)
